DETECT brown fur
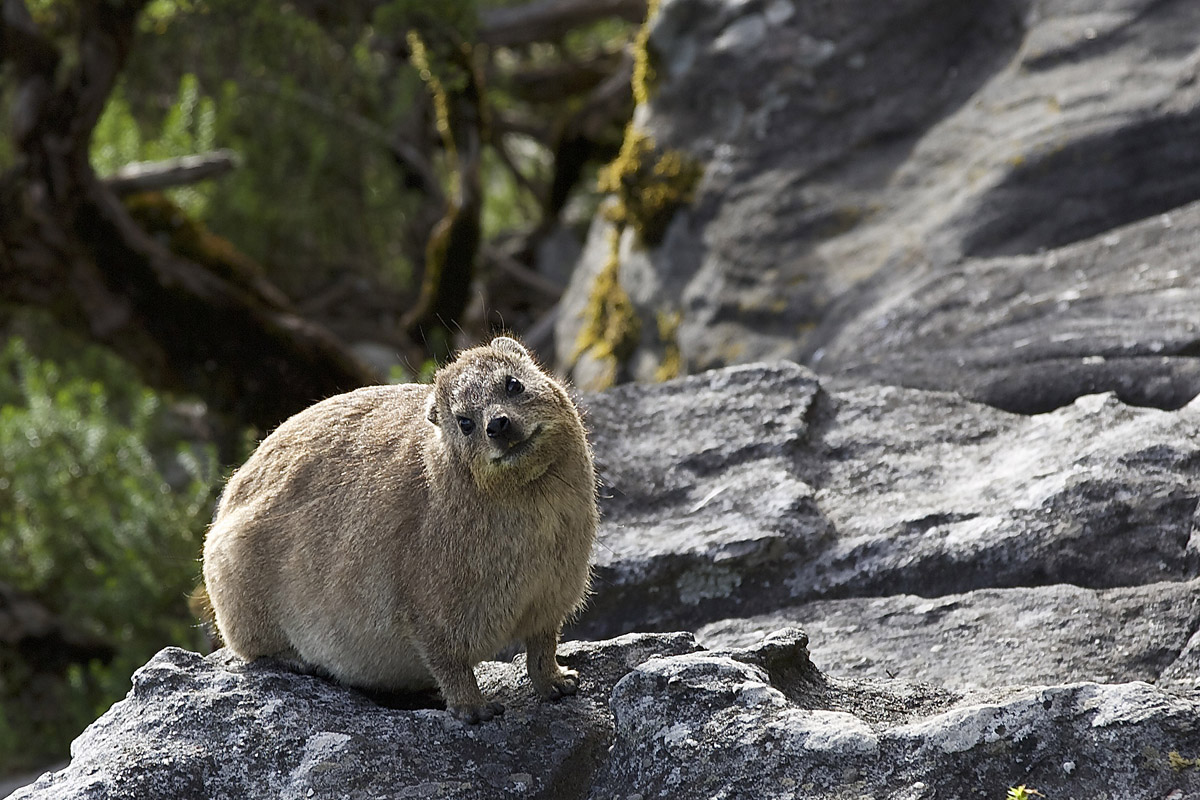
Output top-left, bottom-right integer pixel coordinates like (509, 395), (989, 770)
(202, 337), (597, 722)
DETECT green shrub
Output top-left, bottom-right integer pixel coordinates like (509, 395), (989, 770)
(0, 336), (220, 772)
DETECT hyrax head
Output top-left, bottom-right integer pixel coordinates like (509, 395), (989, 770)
(427, 337), (572, 489)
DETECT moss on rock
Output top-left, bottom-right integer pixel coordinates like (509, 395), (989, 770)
(654, 309), (682, 382)
(570, 0), (700, 386)
(572, 227), (642, 389)
(632, 0), (662, 106)
(597, 127), (702, 247)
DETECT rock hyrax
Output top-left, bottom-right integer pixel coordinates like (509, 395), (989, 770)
(202, 336), (598, 722)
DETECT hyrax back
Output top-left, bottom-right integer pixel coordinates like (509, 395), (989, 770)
(202, 336), (598, 722)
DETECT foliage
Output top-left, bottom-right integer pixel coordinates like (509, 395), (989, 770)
(0, 331), (221, 772)
(1006, 786), (1045, 800)
(388, 358), (439, 385)
(481, 144), (543, 238)
(373, 0), (479, 42)
(92, 73), (218, 216)
(108, 0), (428, 296)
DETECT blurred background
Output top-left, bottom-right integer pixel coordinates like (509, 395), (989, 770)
(0, 0), (647, 776)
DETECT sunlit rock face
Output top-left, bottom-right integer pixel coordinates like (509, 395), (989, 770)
(557, 0), (1200, 410)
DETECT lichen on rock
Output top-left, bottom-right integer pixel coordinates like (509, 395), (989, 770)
(571, 227), (642, 390)
(564, 0), (704, 389)
(597, 127), (702, 248)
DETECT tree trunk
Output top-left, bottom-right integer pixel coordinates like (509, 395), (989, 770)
(0, 0), (378, 434)
(399, 32), (486, 358)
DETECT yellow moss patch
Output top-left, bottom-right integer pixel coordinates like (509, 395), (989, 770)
(1169, 751), (1199, 771)
(654, 309), (682, 382)
(1005, 787), (1044, 800)
(572, 227), (642, 387)
(632, 0), (661, 106)
(407, 30), (457, 168)
(569, 0), (693, 384)
(597, 126), (702, 246)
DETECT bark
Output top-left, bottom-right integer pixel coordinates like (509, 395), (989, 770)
(0, 0), (378, 434)
(499, 50), (625, 104)
(287, 0), (646, 47)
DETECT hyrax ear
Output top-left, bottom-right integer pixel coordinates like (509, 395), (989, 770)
(491, 336), (530, 359)
(425, 393), (439, 425)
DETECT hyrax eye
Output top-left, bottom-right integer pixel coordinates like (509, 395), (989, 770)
(505, 377), (524, 396)
(457, 417), (475, 436)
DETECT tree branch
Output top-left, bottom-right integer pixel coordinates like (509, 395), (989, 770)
(484, 244), (564, 298)
(0, 0), (381, 433)
(488, 129), (544, 206)
(498, 50), (625, 104)
(104, 150), (241, 195)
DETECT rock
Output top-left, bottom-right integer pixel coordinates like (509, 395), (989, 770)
(0, 767), (65, 800)
(10, 634), (700, 800)
(18, 630), (1200, 800)
(556, 0), (1200, 412)
(575, 362), (829, 637)
(575, 361), (1200, 639)
(593, 628), (1200, 799)
(806, 203), (1200, 413)
(698, 580), (1200, 692)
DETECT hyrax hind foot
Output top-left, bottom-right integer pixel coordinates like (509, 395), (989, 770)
(538, 667), (580, 701)
(424, 652), (505, 724)
(526, 629), (579, 701)
(451, 700), (505, 724)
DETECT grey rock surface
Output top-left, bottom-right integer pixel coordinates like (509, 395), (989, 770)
(555, 0), (1200, 411)
(18, 629), (1200, 800)
(594, 629), (1200, 800)
(12, 634), (700, 800)
(806, 202), (1200, 413)
(576, 362), (1200, 641)
(21, 360), (1200, 799)
(699, 580), (1200, 693)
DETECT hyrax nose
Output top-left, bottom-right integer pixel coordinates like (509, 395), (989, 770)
(486, 415), (511, 440)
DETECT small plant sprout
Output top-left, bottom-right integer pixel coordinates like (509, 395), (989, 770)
(1006, 786), (1045, 800)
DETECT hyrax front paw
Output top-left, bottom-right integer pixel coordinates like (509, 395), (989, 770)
(450, 700), (505, 724)
(538, 668), (580, 701)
